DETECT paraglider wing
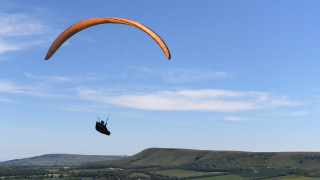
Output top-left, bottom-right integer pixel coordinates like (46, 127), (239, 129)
(45, 17), (170, 60)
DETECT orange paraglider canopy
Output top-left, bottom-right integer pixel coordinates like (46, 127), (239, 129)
(45, 17), (171, 60)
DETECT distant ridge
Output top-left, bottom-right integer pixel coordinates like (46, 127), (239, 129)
(0, 154), (127, 166)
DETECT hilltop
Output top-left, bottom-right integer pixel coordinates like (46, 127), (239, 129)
(79, 148), (320, 171)
(0, 154), (126, 166)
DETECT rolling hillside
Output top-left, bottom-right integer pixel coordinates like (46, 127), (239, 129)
(2, 148), (320, 179)
(0, 154), (127, 166)
(78, 148), (320, 172)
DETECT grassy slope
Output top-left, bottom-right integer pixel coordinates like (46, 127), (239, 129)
(191, 175), (320, 180)
(0, 154), (126, 166)
(190, 175), (247, 180)
(80, 148), (320, 172)
(267, 175), (320, 180)
(152, 169), (222, 178)
(81, 148), (272, 169)
(266, 152), (320, 169)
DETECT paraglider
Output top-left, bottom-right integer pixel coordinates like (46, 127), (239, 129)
(44, 17), (171, 60)
(96, 117), (111, 136)
(45, 17), (171, 136)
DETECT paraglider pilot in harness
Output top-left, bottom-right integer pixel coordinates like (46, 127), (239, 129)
(96, 117), (111, 136)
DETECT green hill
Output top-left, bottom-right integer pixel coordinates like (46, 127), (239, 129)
(0, 154), (127, 166)
(2, 148), (320, 179)
(78, 148), (320, 172)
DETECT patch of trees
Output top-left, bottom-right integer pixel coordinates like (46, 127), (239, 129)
(180, 153), (274, 172)
(0, 166), (48, 176)
(293, 155), (320, 163)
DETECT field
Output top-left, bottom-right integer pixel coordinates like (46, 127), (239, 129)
(1, 165), (320, 179)
(152, 169), (223, 178)
(191, 175), (247, 180)
(191, 175), (320, 180)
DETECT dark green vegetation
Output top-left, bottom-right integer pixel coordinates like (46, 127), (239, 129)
(0, 154), (126, 166)
(1, 148), (320, 179)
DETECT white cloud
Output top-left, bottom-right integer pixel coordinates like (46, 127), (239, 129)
(0, 80), (45, 96)
(0, 80), (64, 98)
(0, 39), (21, 54)
(75, 88), (302, 112)
(273, 111), (310, 117)
(0, 13), (47, 37)
(25, 73), (74, 82)
(24, 73), (108, 83)
(131, 66), (230, 83)
(224, 116), (247, 121)
(53, 104), (100, 113)
(0, 10), (51, 55)
(0, 97), (18, 103)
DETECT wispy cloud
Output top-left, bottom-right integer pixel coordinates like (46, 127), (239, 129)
(0, 96), (18, 103)
(224, 116), (249, 121)
(0, 13), (47, 37)
(272, 111), (310, 117)
(0, 39), (21, 54)
(0, 80), (69, 98)
(131, 66), (231, 83)
(0, 80), (48, 96)
(53, 104), (101, 113)
(75, 88), (302, 112)
(0, 0), (17, 10)
(25, 73), (74, 82)
(0, 76), (304, 113)
(0, 7), (52, 55)
(24, 73), (108, 83)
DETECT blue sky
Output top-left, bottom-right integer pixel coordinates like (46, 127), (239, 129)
(1, 0), (320, 161)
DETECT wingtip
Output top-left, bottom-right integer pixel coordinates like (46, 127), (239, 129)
(45, 52), (52, 60)
(167, 53), (171, 60)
